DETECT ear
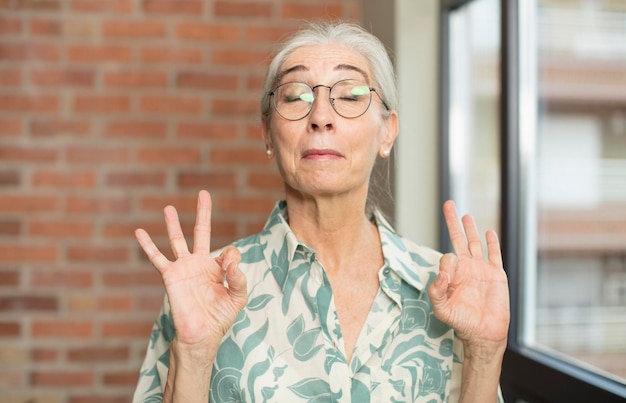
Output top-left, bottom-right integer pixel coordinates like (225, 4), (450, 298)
(379, 110), (399, 157)
(261, 118), (273, 149)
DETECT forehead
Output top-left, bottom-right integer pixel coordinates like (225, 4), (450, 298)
(279, 43), (372, 82)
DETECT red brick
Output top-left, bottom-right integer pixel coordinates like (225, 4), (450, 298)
(281, 3), (343, 19)
(73, 95), (130, 113)
(0, 17), (22, 34)
(32, 348), (59, 362)
(211, 49), (269, 66)
(140, 95), (203, 115)
(217, 196), (275, 214)
(0, 146), (57, 162)
(178, 172), (237, 188)
(102, 270), (162, 287)
(245, 26), (296, 43)
(177, 72), (238, 90)
(0, 69), (22, 88)
(32, 321), (93, 338)
(140, 46), (203, 64)
(103, 121), (167, 139)
(31, 371), (94, 387)
(67, 246), (129, 263)
(0, 0), (60, 11)
(176, 122), (237, 140)
(247, 74), (266, 91)
(32, 170), (96, 188)
(105, 171), (166, 187)
(175, 22), (239, 41)
(0, 170), (20, 186)
(0, 270), (19, 286)
(0, 296), (58, 311)
(30, 119), (91, 137)
(66, 146), (130, 164)
(247, 172), (283, 190)
(140, 195), (197, 213)
(0, 95), (59, 113)
(0, 195), (58, 212)
(0, 43), (59, 61)
(103, 370), (138, 386)
(0, 245), (58, 262)
(0, 220), (21, 236)
(210, 147), (268, 165)
(0, 321), (20, 337)
(0, 119), (21, 136)
(103, 220), (165, 239)
(142, 0), (202, 14)
(98, 295), (133, 311)
(67, 45), (132, 63)
(102, 321), (153, 337)
(29, 220), (93, 237)
(103, 20), (165, 38)
(30, 18), (61, 35)
(138, 147), (200, 164)
(66, 196), (131, 214)
(30, 269), (93, 288)
(137, 294), (164, 311)
(67, 346), (129, 362)
(211, 98), (259, 116)
(214, 1), (272, 18)
(104, 71), (168, 88)
(70, 0), (132, 13)
(31, 69), (94, 87)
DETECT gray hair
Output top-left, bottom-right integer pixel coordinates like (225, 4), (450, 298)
(261, 21), (397, 222)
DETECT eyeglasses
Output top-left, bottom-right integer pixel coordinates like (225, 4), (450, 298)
(269, 79), (389, 121)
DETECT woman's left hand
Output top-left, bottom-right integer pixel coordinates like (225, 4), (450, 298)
(428, 200), (510, 351)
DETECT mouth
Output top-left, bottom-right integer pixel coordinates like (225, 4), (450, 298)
(301, 148), (343, 160)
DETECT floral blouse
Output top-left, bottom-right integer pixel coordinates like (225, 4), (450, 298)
(133, 201), (503, 402)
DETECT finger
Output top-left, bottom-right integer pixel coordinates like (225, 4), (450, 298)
(461, 214), (483, 258)
(135, 228), (171, 272)
(439, 252), (458, 281)
(485, 230), (504, 268)
(193, 190), (212, 254)
(163, 205), (190, 259)
(218, 246), (241, 272)
(443, 200), (470, 258)
(428, 269), (451, 320)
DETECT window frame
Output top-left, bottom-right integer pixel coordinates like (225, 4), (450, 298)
(439, 0), (626, 401)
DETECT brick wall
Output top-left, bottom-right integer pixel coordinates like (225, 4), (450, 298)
(0, 0), (361, 401)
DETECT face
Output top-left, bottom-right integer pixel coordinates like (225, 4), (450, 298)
(262, 43), (398, 201)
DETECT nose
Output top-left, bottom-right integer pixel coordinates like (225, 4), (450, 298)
(308, 85), (334, 131)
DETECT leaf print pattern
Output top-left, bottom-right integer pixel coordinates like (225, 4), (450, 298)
(132, 202), (505, 403)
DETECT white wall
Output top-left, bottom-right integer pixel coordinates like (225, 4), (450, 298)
(394, 0), (440, 248)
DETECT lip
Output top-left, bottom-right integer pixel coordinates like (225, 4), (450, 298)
(301, 148), (343, 160)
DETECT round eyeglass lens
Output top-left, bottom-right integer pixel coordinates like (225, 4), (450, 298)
(329, 80), (372, 118)
(273, 82), (314, 120)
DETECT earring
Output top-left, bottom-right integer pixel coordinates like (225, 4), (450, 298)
(266, 147), (273, 159)
(381, 149), (390, 158)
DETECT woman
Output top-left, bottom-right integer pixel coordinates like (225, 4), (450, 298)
(133, 22), (510, 402)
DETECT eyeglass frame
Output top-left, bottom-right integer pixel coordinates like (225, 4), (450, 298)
(268, 79), (390, 121)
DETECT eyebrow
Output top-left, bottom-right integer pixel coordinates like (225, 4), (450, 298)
(276, 63), (370, 84)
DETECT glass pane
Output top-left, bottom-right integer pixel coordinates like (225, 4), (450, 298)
(447, 0), (501, 238)
(528, 0), (626, 383)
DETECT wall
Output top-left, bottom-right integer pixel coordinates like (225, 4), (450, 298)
(0, 1), (360, 401)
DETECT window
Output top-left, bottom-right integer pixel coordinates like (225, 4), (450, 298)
(442, 0), (626, 401)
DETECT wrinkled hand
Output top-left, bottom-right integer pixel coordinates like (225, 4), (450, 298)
(135, 190), (248, 348)
(428, 200), (510, 349)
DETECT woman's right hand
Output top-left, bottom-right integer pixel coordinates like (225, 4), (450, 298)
(135, 190), (248, 351)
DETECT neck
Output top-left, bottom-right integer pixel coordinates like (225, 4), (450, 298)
(284, 191), (379, 272)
